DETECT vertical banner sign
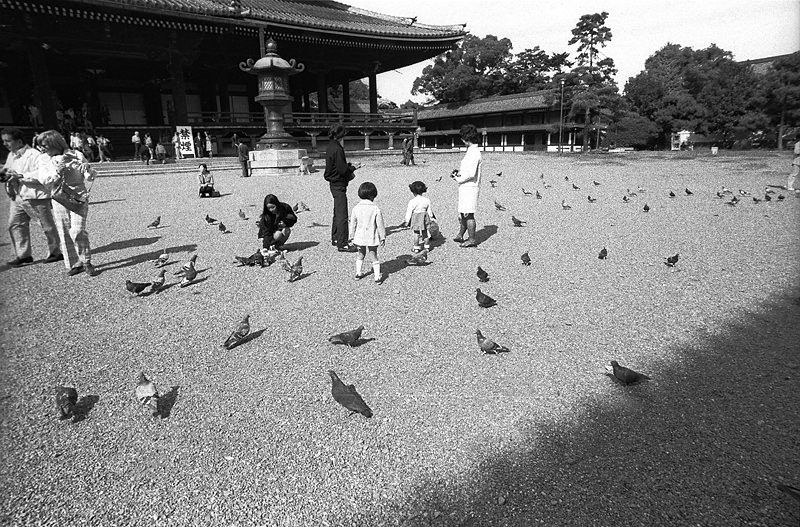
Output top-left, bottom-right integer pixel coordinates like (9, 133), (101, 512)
(177, 126), (196, 158)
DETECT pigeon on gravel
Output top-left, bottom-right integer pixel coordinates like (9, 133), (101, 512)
(738, 189), (750, 196)
(328, 371), (372, 418)
(150, 269), (166, 293)
(598, 247), (608, 260)
(405, 249), (428, 266)
(716, 191), (725, 198)
(511, 216), (526, 227)
(543, 182), (551, 189)
(561, 199), (571, 210)
(218, 222), (229, 233)
(126, 279), (150, 295)
(174, 254), (198, 276)
(572, 183), (580, 190)
(778, 194), (786, 201)
(328, 325), (364, 347)
(205, 214), (217, 224)
(147, 216), (161, 229)
(489, 180), (497, 188)
(475, 288), (497, 308)
(564, 176), (569, 181)
(540, 173), (545, 179)
(606, 360), (650, 386)
(765, 194), (772, 202)
(55, 386), (78, 419)
(722, 186), (732, 194)
(587, 195), (597, 203)
(536, 190), (542, 199)
(685, 188), (693, 196)
(234, 254), (256, 266)
(475, 329), (510, 354)
(643, 203), (650, 212)
(521, 252), (531, 266)
(622, 195), (630, 203)
(522, 188), (533, 196)
(282, 255), (304, 282)
(238, 209), (247, 220)
(627, 189), (638, 197)
(669, 191), (676, 198)
(753, 197), (762, 203)
(664, 253), (679, 267)
(495, 171), (503, 177)
(593, 180), (600, 186)
(154, 247), (169, 267)
(293, 202), (311, 213)
(637, 186), (647, 193)
(223, 315), (251, 349)
(494, 200), (506, 211)
(435, 174), (443, 182)
(179, 265), (198, 287)
(136, 373), (160, 416)
(476, 266), (489, 282)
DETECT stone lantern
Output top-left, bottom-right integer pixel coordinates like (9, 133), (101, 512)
(239, 38), (307, 175)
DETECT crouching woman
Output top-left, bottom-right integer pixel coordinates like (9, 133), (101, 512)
(257, 194), (297, 250)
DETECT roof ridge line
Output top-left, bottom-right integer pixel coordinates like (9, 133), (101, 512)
(346, 5), (465, 32)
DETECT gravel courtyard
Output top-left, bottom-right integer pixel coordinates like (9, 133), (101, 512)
(1, 150), (798, 526)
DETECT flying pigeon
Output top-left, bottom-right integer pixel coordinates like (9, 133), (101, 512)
(521, 251), (531, 266)
(476, 266), (489, 282)
(669, 191), (676, 198)
(685, 188), (693, 196)
(522, 188), (533, 196)
(328, 325), (364, 347)
(282, 255), (304, 282)
(475, 329), (510, 354)
(511, 216), (526, 227)
(238, 209), (247, 220)
(175, 254), (198, 275)
(150, 269), (166, 293)
(405, 249), (429, 266)
(205, 214), (217, 224)
(179, 265), (197, 287)
(643, 203), (650, 212)
(572, 183), (580, 190)
(223, 315), (251, 349)
(135, 373), (160, 416)
(494, 200), (506, 211)
(587, 195), (597, 203)
(664, 253), (679, 267)
(328, 371), (372, 418)
(606, 360), (650, 386)
(536, 190), (542, 199)
(55, 386), (78, 419)
(598, 247), (608, 260)
(561, 199), (571, 210)
(475, 288), (497, 308)
(147, 216), (161, 229)
(218, 222), (228, 233)
(126, 279), (150, 295)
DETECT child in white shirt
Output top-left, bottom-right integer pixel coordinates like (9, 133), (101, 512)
(349, 181), (386, 283)
(404, 180), (437, 252)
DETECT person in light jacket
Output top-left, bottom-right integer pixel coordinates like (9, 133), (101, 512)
(450, 124), (482, 248)
(349, 181), (386, 283)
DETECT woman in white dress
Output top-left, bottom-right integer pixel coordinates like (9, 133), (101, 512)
(450, 124), (482, 247)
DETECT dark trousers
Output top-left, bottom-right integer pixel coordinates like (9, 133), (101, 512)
(240, 160), (249, 177)
(330, 184), (349, 247)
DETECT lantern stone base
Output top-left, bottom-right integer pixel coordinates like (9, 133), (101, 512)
(248, 148), (308, 176)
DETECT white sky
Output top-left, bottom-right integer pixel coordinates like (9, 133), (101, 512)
(344, 0), (800, 104)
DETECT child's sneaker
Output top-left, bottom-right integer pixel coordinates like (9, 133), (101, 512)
(412, 245), (422, 253)
(355, 272), (368, 280)
(423, 243), (431, 250)
(374, 274), (384, 284)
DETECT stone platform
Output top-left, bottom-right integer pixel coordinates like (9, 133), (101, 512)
(249, 148), (307, 176)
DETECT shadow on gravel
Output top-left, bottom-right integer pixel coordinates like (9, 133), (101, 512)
(381, 255), (409, 280)
(349, 296), (800, 526)
(282, 241), (319, 252)
(89, 199), (126, 206)
(93, 236), (161, 255)
(385, 223), (408, 237)
(98, 243), (198, 272)
(475, 224), (498, 244)
(227, 328), (266, 350)
(159, 386), (180, 419)
(72, 395), (99, 423)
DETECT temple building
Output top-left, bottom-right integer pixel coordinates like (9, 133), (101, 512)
(0, 0), (465, 153)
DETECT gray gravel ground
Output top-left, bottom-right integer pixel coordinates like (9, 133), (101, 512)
(1, 150), (799, 526)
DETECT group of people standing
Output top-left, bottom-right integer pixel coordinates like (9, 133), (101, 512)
(2, 127), (98, 276)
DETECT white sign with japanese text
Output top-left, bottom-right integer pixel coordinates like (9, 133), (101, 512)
(176, 126), (195, 158)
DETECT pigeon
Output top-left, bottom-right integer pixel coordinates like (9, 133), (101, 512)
(475, 329), (510, 354)
(738, 189), (750, 196)
(405, 249), (428, 266)
(664, 253), (679, 267)
(561, 199), (571, 210)
(606, 360), (650, 386)
(725, 199), (737, 206)
(778, 194), (786, 201)
(731, 195), (740, 203)
(218, 222), (228, 233)
(494, 200), (506, 211)
(136, 372), (160, 416)
(540, 172), (545, 179)
(298, 201), (311, 212)
(223, 315), (251, 349)
(489, 180), (497, 188)
(282, 255), (304, 282)
(572, 183), (580, 190)
(543, 182), (551, 189)
(592, 180), (600, 186)
(598, 247), (608, 260)
(643, 203), (650, 212)
(435, 174), (443, 182)
(147, 216), (161, 229)
(669, 191), (676, 198)
(511, 216), (526, 227)
(722, 186), (732, 194)
(292, 203), (300, 213)
(587, 195), (597, 203)
(564, 176), (569, 181)
(205, 214), (217, 224)
(765, 194), (772, 202)
(154, 248), (169, 267)
(778, 484), (800, 504)
(522, 188), (533, 196)
(535, 190), (542, 199)
(685, 188), (693, 196)
(234, 254), (255, 266)
(716, 191), (725, 198)
(637, 186), (646, 193)
(328, 325), (364, 347)
(179, 265), (197, 287)
(764, 187), (775, 195)
(253, 250), (266, 267)
(126, 279), (150, 295)
(521, 251), (531, 266)
(174, 254), (198, 276)
(475, 288), (497, 308)
(476, 266), (489, 282)
(150, 269), (166, 293)
(622, 195), (630, 203)
(238, 209), (247, 220)
(495, 171), (503, 177)
(328, 371), (372, 418)
(55, 386), (78, 419)
(752, 197), (761, 203)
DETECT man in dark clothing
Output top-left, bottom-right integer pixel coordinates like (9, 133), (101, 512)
(237, 139), (250, 177)
(323, 125), (360, 252)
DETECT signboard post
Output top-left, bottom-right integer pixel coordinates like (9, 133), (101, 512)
(176, 126), (196, 158)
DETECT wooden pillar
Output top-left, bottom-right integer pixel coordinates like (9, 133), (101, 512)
(363, 131), (371, 150)
(302, 92), (311, 112)
(27, 45), (57, 129)
(218, 77), (230, 118)
(316, 73), (328, 114)
(368, 71), (378, 114)
(342, 81), (351, 114)
(169, 52), (188, 124)
(387, 132), (394, 150)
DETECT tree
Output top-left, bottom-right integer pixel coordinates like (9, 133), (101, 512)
(568, 12), (613, 70)
(758, 51), (800, 149)
(504, 47), (571, 93)
(605, 109), (659, 149)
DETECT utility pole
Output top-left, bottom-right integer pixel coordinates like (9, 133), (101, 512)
(558, 78), (565, 156)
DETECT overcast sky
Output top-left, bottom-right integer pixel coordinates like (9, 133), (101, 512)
(344, 0), (800, 104)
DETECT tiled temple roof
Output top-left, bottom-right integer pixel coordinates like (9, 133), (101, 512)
(419, 90), (558, 120)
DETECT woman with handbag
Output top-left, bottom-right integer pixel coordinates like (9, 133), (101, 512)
(18, 130), (99, 276)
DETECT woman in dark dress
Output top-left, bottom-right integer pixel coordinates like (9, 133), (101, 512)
(323, 124), (360, 252)
(257, 194), (297, 250)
